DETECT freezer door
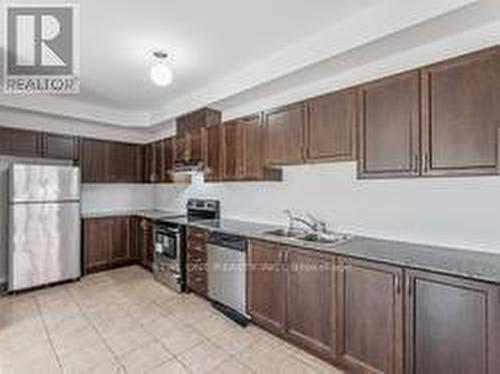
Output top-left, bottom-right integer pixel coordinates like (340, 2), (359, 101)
(9, 164), (80, 203)
(8, 202), (81, 291)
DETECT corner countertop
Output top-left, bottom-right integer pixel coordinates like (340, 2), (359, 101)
(81, 209), (184, 220)
(160, 217), (500, 285)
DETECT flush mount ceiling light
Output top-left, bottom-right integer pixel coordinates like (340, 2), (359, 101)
(150, 51), (173, 87)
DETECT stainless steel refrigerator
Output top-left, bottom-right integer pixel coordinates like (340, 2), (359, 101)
(8, 163), (81, 292)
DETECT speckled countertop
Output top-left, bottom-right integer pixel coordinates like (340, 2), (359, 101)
(81, 211), (500, 284)
(81, 209), (184, 220)
(169, 218), (500, 284)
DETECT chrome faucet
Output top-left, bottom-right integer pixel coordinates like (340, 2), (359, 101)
(284, 210), (328, 233)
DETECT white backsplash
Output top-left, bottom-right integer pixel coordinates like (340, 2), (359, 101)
(81, 184), (156, 214)
(155, 162), (500, 255)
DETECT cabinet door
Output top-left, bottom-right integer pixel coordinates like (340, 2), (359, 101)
(0, 127), (42, 157)
(107, 142), (142, 183)
(139, 218), (154, 269)
(307, 89), (357, 162)
(358, 71), (421, 178)
(110, 217), (131, 264)
(204, 126), (221, 182)
(240, 114), (265, 180)
(286, 248), (336, 360)
(129, 217), (140, 260)
(43, 133), (79, 161)
(406, 270), (500, 374)
(84, 218), (111, 273)
(421, 47), (500, 176)
(174, 135), (188, 164)
(162, 137), (174, 182)
(264, 103), (305, 165)
(81, 138), (108, 183)
(337, 258), (403, 374)
(186, 228), (208, 296)
(222, 121), (242, 180)
(188, 127), (204, 162)
(247, 240), (286, 333)
(147, 141), (164, 183)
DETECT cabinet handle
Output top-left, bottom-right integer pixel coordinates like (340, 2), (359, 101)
(414, 154), (419, 173)
(407, 278), (413, 296)
(423, 153), (429, 173)
(395, 275), (401, 294)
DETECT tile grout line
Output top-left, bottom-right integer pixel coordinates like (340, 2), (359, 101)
(67, 284), (127, 373)
(33, 296), (65, 373)
(126, 294), (200, 372)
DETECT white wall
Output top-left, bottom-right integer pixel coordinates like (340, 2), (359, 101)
(155, 162), (500, 255)
(0, 106), (155, 144)
(81, 184), (155, 215)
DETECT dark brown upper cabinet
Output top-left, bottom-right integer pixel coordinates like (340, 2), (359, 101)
(337, 257), (404, 374)
(176, 108), (221, 136)
(144, 140), (164, 183)
(175, 107), (221, 166)
(173, 134), (188, 164)
(162, 137), (174, 182)
(42, 133), (79, 161)
(306, 88), (357, 162)
(107, 141), (142, 183)
(264, 102), (306, 166)
(358, 70), (421, 179)
(421, 47), (500, 176)
(81, 138), (142, 183)
(81, 138), (108, 183)
(405, 270), (500, 374)
(0, 126), (43, 158)
(203, 125), (222, 182)
(221, 120), (240, 180)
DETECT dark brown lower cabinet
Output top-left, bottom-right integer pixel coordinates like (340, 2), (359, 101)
(286, 248), (336, 360)
(138, 218), (154, 269)
(83, 216), (136, 273)
(186, 227), (208, 297)
(337, 258), (403, 374)
(247, 240), (286, 333)
(247, 240), (336, 360)
(109, 217), (131, 266)
(406, 270), (500, 374)
(83, 218), (112, 273)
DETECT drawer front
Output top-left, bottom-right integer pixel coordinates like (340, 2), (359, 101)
(187, 238), (206, 253)
(187, 268), (207, 296)
(187, 227), (207, 242)
(186, 249), (207, 271)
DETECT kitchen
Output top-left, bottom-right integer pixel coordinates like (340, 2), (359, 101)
(1, 0), (500, 373)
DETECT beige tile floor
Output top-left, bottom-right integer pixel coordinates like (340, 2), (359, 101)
(0, 266), (344, 374)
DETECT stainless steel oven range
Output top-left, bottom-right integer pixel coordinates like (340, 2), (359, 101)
(152, 199), (220, 293)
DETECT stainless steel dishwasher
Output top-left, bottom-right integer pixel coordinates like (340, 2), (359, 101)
(207, 231), (249, 325)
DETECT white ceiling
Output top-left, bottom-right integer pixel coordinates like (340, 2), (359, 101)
(0, 0), (498, 128)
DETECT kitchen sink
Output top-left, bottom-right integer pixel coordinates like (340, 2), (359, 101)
(263, 228), (308, 238)
(263, 229), (351, 245)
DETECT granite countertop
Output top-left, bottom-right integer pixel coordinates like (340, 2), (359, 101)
(81, 209), (184, 220)
(161, 217), (500, 285)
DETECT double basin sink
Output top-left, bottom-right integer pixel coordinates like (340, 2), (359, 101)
(263, 228), (352, 245)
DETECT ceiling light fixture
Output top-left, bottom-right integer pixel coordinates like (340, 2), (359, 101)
(150, 51), (173, 87)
